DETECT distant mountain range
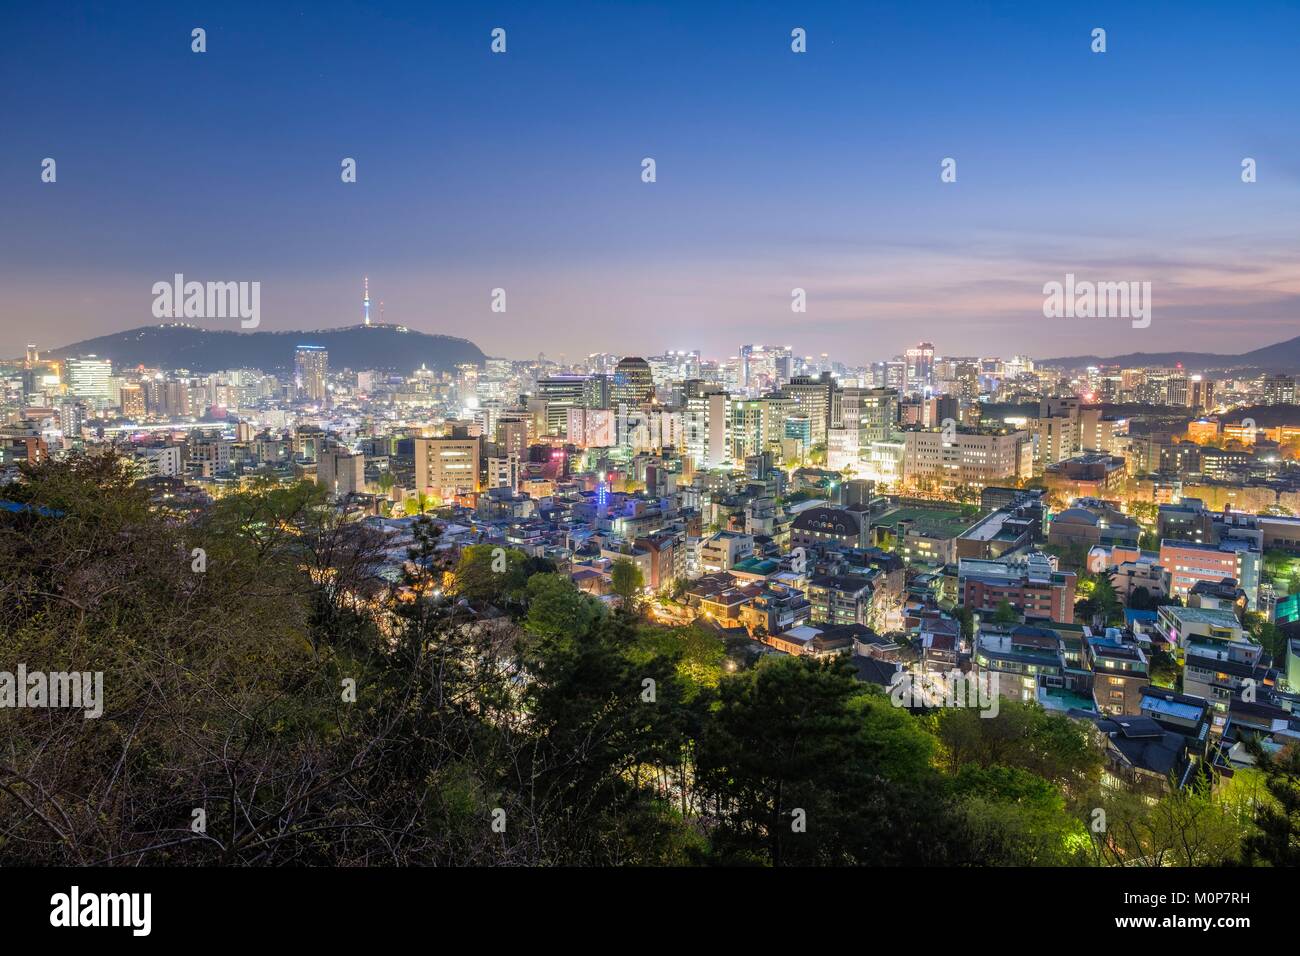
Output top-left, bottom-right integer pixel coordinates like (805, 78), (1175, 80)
(1042, 334), (1300, 372)
(45, 324), (487, 374)
(40, 324), (1300, 376)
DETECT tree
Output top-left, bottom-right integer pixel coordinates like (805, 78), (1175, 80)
(1244, 612), (1287, 664)
(631, 624), (726, 698)
(0, 455), (700, 866)
(696, 656), (958, 865)
(0, 455), (344, 864)
(991, 598), (1019, 625)
(1129, 501), (1158, 526)
(517, 609), (700, 863)
(404, 491), (438, 515)
(931, 700), (1102, 803)
(949, 764), (1091, 866)
(523, 572), (604, 648)
(610, 558), (645, 608)
(954, 606), (976, 641)
(1092, 772), (1252, 867)
(1128, 585), (1159, 611)
(1091, 572), (1122, 625)
(1240, 740), (1300, 866)
(1148, 646), (1179, 689)
(449, 544), (528, 607)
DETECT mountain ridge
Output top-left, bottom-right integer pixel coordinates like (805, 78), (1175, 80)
(43, 323), (487, 374)
(1040, 334), (1300, 372)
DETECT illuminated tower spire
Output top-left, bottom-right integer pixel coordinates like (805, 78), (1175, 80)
(363, 276), (371, 326)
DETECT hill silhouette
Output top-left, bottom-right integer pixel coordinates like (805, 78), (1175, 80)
(1043, 334), (1300, 372)
(46, 323), (487, 373)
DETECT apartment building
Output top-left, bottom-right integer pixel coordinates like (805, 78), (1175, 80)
(902, 428), (1031, 490)
(958, 553), (1077, 624)
(414, 435), (481, 499)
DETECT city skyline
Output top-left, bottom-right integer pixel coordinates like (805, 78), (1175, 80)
(3, 1), (1299, 359)
(5, 1), (1300, 895)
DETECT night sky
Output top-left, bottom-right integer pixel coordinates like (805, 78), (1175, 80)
(3, 0), (1298, 362)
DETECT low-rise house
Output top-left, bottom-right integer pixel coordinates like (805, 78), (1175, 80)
(1188, 578), (1247, 617)
(1075, 714), (1198, 795)
(696, 583), (760, 628)
(1183, 655), (1277, 729)
(919, 617), (963, 676)
(807, 574), (875, 627)
(974, 623), (1065, 703)
(1210, 692), (1300, 777)
(570, 566), (609, 596)
(1155, 604), (1245, 652)
(852, 654), (904, 690)
(849, 626), (903, 661)
(738, 581), (812, 636)
(698, 530), (755, 573)
(1086, 630), (1150, 716)
(729, 555), (783, 585)
(790, 504), (871, 550)
(683, 572), (736, 607)
(1112, 558), (1170, 601)
(766, 624), (855, 658)
(1048, 501), (1140, 550)
(1043, 454), (1128, 500)
(1138, 686), (1213, 761)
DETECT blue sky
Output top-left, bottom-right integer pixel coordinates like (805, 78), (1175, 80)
(2, 0), (1298, 362)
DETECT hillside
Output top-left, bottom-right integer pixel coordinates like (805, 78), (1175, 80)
(1042, 334), (1300, 372)
(45, 324), (487, 374)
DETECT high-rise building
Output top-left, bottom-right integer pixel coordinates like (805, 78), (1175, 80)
(495, 417), (530, 460)
(781, 373), (837, 445)
(163, 380), (193, 418)
(58, 401), (87, 440)
(1078, 408), (1128, 455)
(566, 406), (617, 448)
(905, 342), (935, 394)
(119, 383), (146, 418)
(612, 356), (655, 407)
(737, 344), (791, 394)
(1140, 368), (1189, 407)
(832, 387), (898, 464)
(536, 375), (587, 436)
(456, 363), (479, 404)
(66, 356), (112, 400)
(1263, 374), (1296, 405)
(294, 346), (329, 403)
(1189, 375), (1216, 412)
(583, 374), (611, 409)
(728, 399), (769, 460)
(685, 390), (730, 469)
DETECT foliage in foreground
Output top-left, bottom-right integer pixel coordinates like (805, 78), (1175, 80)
(0, 455), (1291, 866)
